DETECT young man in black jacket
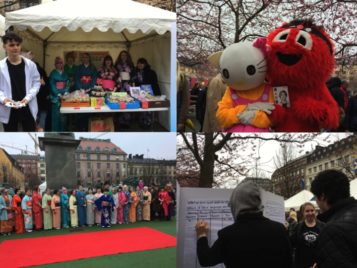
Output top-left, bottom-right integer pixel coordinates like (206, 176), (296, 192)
(311, 169), (357, 268)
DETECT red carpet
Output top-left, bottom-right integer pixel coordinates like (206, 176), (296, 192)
(0, 227), (176, 268)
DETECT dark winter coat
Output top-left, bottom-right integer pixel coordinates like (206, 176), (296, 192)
(134, 68), (161, 96)
(345, 96), (357, 131)
(315, 197), (357, 268)
(197, 212), (292, 268)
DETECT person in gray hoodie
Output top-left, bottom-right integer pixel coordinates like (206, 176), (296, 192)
(196, 181), (292, 268)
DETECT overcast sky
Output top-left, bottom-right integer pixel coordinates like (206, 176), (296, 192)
(0, 132), (176, 160)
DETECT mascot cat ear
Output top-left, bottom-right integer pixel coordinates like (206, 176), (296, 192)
(208, 51), (223, 68)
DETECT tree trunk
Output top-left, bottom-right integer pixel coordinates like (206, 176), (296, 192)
(199, 133), (215, 187)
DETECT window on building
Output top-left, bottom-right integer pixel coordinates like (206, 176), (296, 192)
(97, 163), (101, 169)
(87, 171), (91, 177)
(97, 154), (100, 160)
(77, 171), (80, 178)
(77, 162), (80, 169)
(86, 153), (90, 160)
(97, 171), (101, 177)
(107, 154), (110, 161)
(96, 146), (100, 153)
(86, 146), (91, 152)
(112, 148), (117, 153)
(87, 162), (91, 169)
(116, 171), (120, 177)
(313, 166), (317, 172)
(319, 165), (322, 171)
(107, 163), (110, 169)
(331, 160), (335, 167)
(324, 162), (329, 169)
(116, 163), (119, 169)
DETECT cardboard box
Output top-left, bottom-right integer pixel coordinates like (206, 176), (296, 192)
(89, 116), (114, 132)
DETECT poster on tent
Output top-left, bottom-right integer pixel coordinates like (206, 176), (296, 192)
(177, 187), (284, 268)
(64, 51), (109, 69)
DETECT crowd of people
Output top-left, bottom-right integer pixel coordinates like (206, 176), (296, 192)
(0, 32), (161, 132)
(0, 182), (176, 235)
(195, 169), (357, 268)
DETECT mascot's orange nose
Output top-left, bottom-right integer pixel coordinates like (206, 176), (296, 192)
(276, 52), (302, 66)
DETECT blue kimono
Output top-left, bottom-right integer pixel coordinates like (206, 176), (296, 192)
(0, 195), (10, 221)
(123, 191), (132, 224)
(60, 193), (69, 228)
(75, 64), (97, 90)
(21, 195), (32, 231)
(95, 194), (115, 227)
(76, 190), (87, 226)
(49, 69), (69, 131)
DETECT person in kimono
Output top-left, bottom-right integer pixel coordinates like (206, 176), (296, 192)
(136, 186), (144, 222)
(42, 188), (52, 230)
(76, 185), (87, 226)
(94, 187), (103, 226)
(114, 50), (135, 92)
(142, 186), (152, 222)
(51, 189), (61, 230)
(158, 187), (171, 220)
(111, 187), (118, 225)
(123, 185), (131, 224)
(0, 188), (13, 235)
(85, 187), (95, 227)
(75, 53), (97, 90)
(117, 186), (126, 224)
(129, 187), (139, 223)
(32, 186), (43, 230)
(95, 188), (115, 228)
(69, 190), (78, 228)
(98, 55), (118, 91)
(60, 187), (70, 228)
(64, 52), (77, 92)
(49, 57), (70, 131)
(11, 188), (24, 234)
(21, 189), (33, 232)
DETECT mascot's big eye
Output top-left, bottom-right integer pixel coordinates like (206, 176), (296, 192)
(246, 65), (256, 75)
(222, 68), (230, 79)
(273, 29), (291, 43)
(295, 31), (313, 50)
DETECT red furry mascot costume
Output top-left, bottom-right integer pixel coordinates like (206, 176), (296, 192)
(267, 19), (339, 132)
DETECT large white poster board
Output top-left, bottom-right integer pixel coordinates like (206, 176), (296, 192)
(177, 187), (285, 268)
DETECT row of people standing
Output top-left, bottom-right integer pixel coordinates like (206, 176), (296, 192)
(48, 51), (161, 131)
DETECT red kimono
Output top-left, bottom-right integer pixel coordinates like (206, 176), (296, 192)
(158, 191), (171, 217)
(32, 191), (43, 230)
(11, 194), (24, 234)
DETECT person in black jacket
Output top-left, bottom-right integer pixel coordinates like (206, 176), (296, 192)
(195, 181), (292, 268)
(134, 58), (161, 96)
(311, 169), (357, 268)
(290, 202), (325, 268)
(344, 91), (357, 131)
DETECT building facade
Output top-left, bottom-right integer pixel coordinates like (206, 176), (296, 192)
(75, 139), (127, 187)
(11, 154), (40, 188)
(305, 135), (357, 189)
(0, 148), (25, 189)
(127, 154), (176, 186)
(271, 154), (309, 199)
(241, 177), (273, 192)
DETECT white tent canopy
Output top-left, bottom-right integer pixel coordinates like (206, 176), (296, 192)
(5, 0), (177, 131)
(285, 189), (315, 211)
(350, 178), (357, 199)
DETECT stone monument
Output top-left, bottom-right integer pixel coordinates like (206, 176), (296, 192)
(39, 133), (80, 189)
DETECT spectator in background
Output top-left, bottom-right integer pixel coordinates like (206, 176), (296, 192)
(195, 182), (292, 267)
(344, 90), (357, 131)
(311, 169), (357, 268)
(202, 74), (226, 132)
(326, 77), (346, 130)
(196, 82), (207, 132)
(290, 202), (325, 268)
(177, 62), (190, 132)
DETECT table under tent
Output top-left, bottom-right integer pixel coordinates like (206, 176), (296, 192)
(5, 0), (176, 131)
